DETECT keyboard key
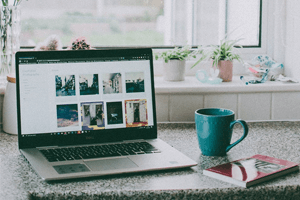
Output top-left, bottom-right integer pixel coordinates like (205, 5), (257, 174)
(39, 142), (160, 162)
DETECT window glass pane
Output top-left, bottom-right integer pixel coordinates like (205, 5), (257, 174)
(226, 0), (261, 46)
(193, 0), (261, 46)
(193, 0), (223, 46)
(172, 1), (188, 45)
(19, 0), (261, 47)
(20, 0), (164, 47)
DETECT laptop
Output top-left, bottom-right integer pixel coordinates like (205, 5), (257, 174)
(16, 48), (197, 181)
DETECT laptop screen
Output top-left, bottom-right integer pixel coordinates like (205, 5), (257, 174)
(16, 49), (157, 148)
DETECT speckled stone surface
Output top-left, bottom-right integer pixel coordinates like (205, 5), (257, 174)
(0, 122), (300, 200)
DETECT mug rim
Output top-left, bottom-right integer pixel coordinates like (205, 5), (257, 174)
(195, 108), (234, 117)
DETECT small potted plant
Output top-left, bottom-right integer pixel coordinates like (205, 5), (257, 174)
(192, 38), (243, 82)
(155, 45), (200, 81)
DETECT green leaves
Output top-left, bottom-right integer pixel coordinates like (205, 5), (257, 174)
(2, 0), (8, 6)
(191, 38), (243, 68)
(156, 38), (243, 69)
(155, 45), (201, 63)
(2, 0), (25, 6)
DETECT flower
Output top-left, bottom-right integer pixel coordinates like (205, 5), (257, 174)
(71, 37), (91, 50)
(35, 35), (62, 51)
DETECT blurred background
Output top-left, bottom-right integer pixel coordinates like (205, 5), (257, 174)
(19, 0), (261, 47)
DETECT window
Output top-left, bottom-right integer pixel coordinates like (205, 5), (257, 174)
(20, 0), (262, 48)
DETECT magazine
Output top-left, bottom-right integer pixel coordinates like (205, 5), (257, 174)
(203, 154), (299, 187)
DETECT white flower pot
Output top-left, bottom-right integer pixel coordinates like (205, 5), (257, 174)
(163, 60), (186, 81)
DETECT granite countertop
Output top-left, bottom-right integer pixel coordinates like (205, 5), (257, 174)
(0, 122), (300, 200)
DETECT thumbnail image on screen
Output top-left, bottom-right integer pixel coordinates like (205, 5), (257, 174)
(125, 99), (148, 127)
(57, 104), (79, 128)
(79, 74), (99, 95)
(107, 101), (123, 125)
(55, 75), (76, 96)
(81, 102), (105, 130)
(103, 73), (122, 94)
(125, 72), (145, 93)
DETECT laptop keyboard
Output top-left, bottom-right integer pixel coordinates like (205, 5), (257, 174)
(40, 142), (161, 162)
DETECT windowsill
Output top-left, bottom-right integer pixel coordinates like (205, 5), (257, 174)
(1, 75), (299, 96)
(154, 75), (300, 94)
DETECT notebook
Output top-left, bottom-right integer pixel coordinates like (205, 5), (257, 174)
(15, 48), (197, 181)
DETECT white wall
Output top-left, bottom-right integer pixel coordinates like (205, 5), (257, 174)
(285, 0), (300, 78)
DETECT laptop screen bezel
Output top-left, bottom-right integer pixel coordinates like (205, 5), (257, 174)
(16, 48), (158, 149)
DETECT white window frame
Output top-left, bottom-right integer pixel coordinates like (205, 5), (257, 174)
(154, 0), (271, 76)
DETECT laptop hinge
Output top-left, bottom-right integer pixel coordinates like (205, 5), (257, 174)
(122, 139), (145, 142)
(37, 146), (59, 149)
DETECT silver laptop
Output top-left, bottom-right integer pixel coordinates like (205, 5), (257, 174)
(16, 48), (197, 181)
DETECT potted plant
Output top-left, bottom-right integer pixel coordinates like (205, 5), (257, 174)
(192, 38), (243, 82)
(155, 45), (200, 81)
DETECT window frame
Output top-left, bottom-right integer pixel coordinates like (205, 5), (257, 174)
(20, 0), (268, 59)
(235, 0), (267, 59)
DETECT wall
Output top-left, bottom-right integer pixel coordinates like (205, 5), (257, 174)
(154, 76), (300, 123)
(156, 91), (300, 122)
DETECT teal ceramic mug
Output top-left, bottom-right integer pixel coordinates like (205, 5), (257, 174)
(195, 108), (248, 156)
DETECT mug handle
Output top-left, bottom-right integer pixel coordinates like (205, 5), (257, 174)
(225, 119), (248, 152)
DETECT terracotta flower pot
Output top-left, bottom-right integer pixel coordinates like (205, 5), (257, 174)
(217, 60), (233, 82)
(163, 59), (186, 81)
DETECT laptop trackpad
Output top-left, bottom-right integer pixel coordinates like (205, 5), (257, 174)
(84, 158), (138, 171)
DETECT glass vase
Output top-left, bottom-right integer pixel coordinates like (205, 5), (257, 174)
(0, 6), (21, 87)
